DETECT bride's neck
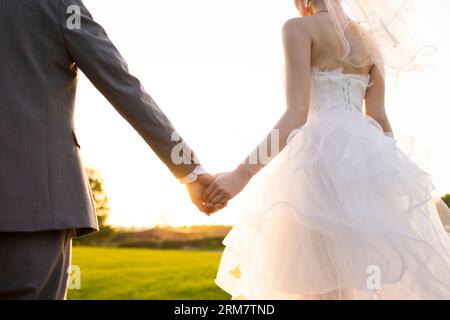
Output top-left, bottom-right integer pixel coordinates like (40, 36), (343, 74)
(311, 1), (327, 14)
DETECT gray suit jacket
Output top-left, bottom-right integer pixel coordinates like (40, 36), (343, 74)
(0, 0), (197, 236)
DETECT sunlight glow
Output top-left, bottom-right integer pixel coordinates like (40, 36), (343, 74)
(74, 0), (450, 228)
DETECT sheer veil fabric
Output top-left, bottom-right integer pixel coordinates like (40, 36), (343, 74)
(324, 0), (435, 79)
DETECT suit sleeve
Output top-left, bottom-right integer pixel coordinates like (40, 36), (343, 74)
(59, 0), (198, 178)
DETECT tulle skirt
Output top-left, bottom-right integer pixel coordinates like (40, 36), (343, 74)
(215, 109), (450, 300)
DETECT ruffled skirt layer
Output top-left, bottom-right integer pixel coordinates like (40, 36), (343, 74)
(215, 109), (450, 300)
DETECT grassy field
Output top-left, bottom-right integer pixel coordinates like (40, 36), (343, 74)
(67, 246), (230, 300)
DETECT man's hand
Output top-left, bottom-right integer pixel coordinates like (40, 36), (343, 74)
(186, 173), (226, 215)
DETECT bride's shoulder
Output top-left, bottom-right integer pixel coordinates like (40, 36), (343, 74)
(282, 17), (316, 34)
(282, 17), (312, 40)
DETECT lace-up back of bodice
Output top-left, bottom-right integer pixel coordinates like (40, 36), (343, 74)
(310, 69), (371, 114)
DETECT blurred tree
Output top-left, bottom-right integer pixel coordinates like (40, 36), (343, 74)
(442, 194), (450, 208)
(74, 168), (114, 245)
(438, 194), (450, 232)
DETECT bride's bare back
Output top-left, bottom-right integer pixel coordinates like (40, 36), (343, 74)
(292, 13), (373, 76)
(283, 13), (392, 135)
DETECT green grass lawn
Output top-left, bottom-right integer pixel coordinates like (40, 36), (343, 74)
(67, 246), (230, 300)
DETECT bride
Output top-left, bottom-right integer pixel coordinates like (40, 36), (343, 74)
(202, 0), (450, 299)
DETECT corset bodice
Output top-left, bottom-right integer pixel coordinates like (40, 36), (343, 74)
(309, 68), (371, 114)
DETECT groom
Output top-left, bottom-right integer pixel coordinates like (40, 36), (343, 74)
(0, 0), (222, 299)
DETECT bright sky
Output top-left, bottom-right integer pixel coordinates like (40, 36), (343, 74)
(75, 0), (450, 228)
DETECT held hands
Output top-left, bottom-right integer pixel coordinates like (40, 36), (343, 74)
(186, 173), (226, 216)
(187, 167), (252, 216)
(202, 166), (252, 212)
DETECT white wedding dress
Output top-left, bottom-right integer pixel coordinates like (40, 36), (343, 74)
(215, 68), (450, 300)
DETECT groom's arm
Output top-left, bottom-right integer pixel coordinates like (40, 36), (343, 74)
(59, 0), (197, 179)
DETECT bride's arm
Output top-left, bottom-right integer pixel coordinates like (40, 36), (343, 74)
(202, 19), (311, 205)
(365, 65), (394, 136)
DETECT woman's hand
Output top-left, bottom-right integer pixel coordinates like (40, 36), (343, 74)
(202, 166), (252, 208)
